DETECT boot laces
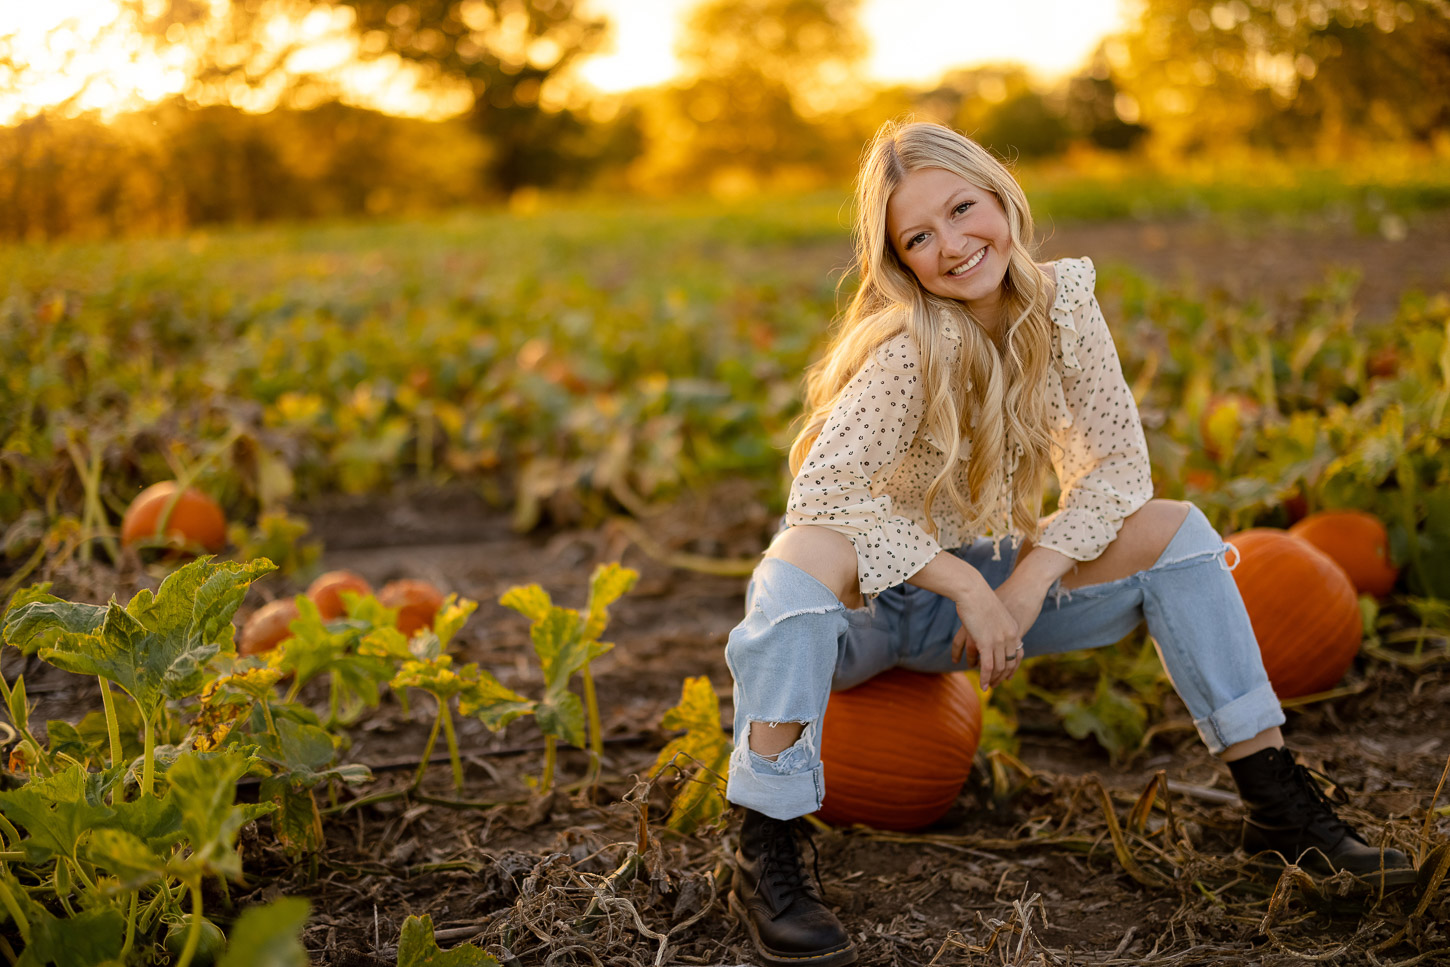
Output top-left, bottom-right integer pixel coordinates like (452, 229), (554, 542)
(1284, 757), (1358, 846)
(756, 818), (825, 910)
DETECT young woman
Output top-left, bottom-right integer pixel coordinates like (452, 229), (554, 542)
(722, 120), (1416, 967)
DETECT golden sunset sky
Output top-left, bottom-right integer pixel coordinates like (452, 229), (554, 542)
(0, 0), (1128, 124)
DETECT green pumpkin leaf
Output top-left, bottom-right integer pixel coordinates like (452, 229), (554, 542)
(432, 595), (478, 652)
(457, 672), (535, 731)
(166, 749), (273, 880)
(7, 676), (28, 735)
(1054, 677), (1147, 762)
(215, 896), (311, 967)
(498, 584), (552, 624)
(532, 608), (589, 692)
(22, 905), (126, 966)
(109, 790), (185, 853)
(535, 690), (585, 749)
(1408, 486), (1450, 599)
(83, 827), (169, 886)
(331, 590), (389, 626)
(258, 780), (325, 856)
(391, 655), (485, 703)
(650, 676), (730, 833)
(3, 594), (104, 655)
(1, 582), (57, 627)
(271, 595), (345, 688)
(273, 596), (394, 720)
(582, 563), (638, 641)
(46, 694), (144, 768)
(359, 625), (412, 661)
(396, 913), (499, 967)
(0, 762), (118, 861)
(17, 558), (274, 715)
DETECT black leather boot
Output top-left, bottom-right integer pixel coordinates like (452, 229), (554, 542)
(1227, 747), (1417, 888)
(729, 808), (858, 967)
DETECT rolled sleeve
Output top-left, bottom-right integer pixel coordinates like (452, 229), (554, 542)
(1035, 273), (1153, 563)
(785, 333), (942, 597)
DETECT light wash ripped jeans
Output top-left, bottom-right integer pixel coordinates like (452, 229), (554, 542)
(723, 502), (1287, 820)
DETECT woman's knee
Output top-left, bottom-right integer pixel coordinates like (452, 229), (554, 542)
(1059, 499), (1193, 590)
(762, 525), (863, 609)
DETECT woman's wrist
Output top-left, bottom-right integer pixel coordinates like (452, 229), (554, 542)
(1007, 545), (1076, 595)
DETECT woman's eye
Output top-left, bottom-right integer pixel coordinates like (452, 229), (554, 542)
(954, 201), (972, 215)
(907, 232), (927, 249)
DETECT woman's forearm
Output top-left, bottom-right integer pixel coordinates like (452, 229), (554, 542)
(1007, 545), (1076, 595)
(905, 548), (994, 602)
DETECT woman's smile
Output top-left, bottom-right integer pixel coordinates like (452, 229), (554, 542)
(946, 246), (988, 276)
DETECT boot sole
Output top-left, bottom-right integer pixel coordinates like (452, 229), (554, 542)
(1240, 851), (1420, 892)
(728, 889), (859, 967)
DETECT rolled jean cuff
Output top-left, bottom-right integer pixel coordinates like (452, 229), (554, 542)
(725, 744), (824, 820)
(1192, 682), (1287, 755)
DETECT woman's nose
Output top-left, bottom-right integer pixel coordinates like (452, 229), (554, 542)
(940, 233), (968, 259)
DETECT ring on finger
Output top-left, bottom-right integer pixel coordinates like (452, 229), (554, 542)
(1008, 645), (1025, 661)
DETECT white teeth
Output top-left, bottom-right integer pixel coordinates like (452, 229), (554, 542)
(949, 248), (986, 276)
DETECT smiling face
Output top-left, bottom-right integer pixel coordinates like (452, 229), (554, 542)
(885, 166), (1013, 329)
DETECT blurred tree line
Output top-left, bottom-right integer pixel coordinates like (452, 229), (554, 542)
(1, 0), (1447, 241)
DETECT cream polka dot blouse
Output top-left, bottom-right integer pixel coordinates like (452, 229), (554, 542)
(784, 256), (1153, 599)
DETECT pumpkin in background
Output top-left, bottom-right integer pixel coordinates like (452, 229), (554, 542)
(239, 598), (299, 656)
(1224, 528), (1361, 698)
(307, 570), (373, 620)
(121, 482), (227, 553)
(816, 668), (981, 831)
(1288, 510), (1398, 598)
(378, 579), (446, 637)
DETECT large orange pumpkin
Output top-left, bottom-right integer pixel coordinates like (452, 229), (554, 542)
(1224, 528), (1361, 698)
(307, 570), (373, 620)
(121, 482), (227, 553)
(1288, 510), (1398, 598)
(378, 579), (445, 637)
(816, 668), (981, 831)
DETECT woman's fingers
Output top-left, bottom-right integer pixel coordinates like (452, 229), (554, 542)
(952, 627), (974, 664)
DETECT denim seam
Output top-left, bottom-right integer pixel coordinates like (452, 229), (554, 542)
(763, 602), (846, 625)
(1152, 544), (1237, 573)
(1193, 682), (1284, 753)
(1048, 543), (1232, 609)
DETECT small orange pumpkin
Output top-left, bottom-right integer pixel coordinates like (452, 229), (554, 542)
(239, 598), (299, 657)
(1288, 510), (1398, 598)
(816, 668), (981, 831)
(121, 482), (227, 553)
(306, 570), (373, 620)
(378, 579), (445, 637)
(1224, 528), (1361, 699)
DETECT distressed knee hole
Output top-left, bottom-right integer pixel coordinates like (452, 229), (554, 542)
(743, 720), (816, 774)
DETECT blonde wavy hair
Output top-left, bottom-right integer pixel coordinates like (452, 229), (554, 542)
(787, 119), (1058, 545)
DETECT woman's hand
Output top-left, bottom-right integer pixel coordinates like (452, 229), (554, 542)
(994, 575), (1046, 656)
(950, 583), (1023, 690)
(952, 575), (1047, 689)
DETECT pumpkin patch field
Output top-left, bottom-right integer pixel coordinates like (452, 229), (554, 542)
(2, 195), (1450, 965)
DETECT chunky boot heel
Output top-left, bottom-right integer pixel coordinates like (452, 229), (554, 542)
(729, 809), (858, 967)
(1228, 747), (1417, 889)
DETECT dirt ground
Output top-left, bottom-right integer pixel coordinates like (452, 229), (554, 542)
(10, 477), (1448, 966)
(1039, 209), (1450, 326)
(7, 214), (1450, 965)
